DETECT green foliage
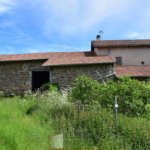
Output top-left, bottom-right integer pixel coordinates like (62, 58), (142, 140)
(0, 89), (150, 149)
(69, 75), (150, 118)
(40, 82), (59, 92)
(0, 91), (4, 98)
(0, 97), (54, 150)
(51, 102), (150, 149)
(23, 90), (37, 100)
(68, 74), (101, 109)
(100, 76), (150, 117)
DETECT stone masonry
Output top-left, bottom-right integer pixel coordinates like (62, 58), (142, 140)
(52, 64), (115, 89)
(0, 60), (115, 95)
(0, 60), (48, 95)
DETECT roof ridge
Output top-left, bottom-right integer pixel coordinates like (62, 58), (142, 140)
(0, 51), (91, 56)
(108, 55), (116, 62)
(115, 65), (150, 67)
(91, 39), (150, 41)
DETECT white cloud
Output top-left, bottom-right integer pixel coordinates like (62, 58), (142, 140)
(16, 43), (89, 55)
(0, 0), (14, 14)
(5, 46), (13, 50)
(39, 0), (135, 36)
(125, 32), (139, 38)
(0, 22), (14, 27)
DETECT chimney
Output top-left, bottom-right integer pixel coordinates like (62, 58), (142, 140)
(96, 35), (100, 40)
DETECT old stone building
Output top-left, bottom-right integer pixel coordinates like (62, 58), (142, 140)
(1, 37), (150, 96)
(0, 51), (116, 95)
(92, 37), (150, 82)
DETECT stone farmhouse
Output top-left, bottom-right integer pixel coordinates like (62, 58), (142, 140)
(92, 36), (150, 81)
(0, 36), (150, 95)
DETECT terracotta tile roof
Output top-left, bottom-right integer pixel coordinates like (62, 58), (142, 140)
(0, 51), (115, 66)
(115, 66), (150, 77)
(42, 53), (115, 66)
(0, 52), (50, 61)
(92, 39), (150, 48)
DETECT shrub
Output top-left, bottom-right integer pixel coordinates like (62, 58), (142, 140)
(44, 91), (70, 110)
(99, 76), (150, 117)
(0, 91), (4, 98)
(40, 82), (59, 92)
(68, 74), (101, 108)
(69, 75), (150, 118)
(23, 90), (37, 100)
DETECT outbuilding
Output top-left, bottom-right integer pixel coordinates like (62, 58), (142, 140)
(0, 51), (116, 95)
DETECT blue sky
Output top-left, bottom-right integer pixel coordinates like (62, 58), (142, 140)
(0, 0), (150, 55)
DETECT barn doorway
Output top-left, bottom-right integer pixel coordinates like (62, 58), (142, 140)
(32, 71), (49, 92)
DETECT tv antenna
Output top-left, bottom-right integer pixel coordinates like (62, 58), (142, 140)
(99, 30), (104, 39)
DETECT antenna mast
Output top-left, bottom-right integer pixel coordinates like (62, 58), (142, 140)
(99, 30), (104, 39)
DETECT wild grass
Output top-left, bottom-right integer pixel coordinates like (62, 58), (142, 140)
(0, 88), (150, 150)
(0, 95), (55, 150)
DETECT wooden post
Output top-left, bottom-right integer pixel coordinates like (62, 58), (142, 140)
(37, 89), (41, 108)
(78, 101), (81, 110)
(82, 105), (84, 111)
(115, 96), (118, 137)
(77, 101), (81, 118)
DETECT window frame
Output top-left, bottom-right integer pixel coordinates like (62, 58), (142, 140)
(116, 57), (122, 65)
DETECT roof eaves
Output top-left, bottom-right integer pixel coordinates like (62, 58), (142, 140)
(130, 76), (150, 78)
(108, 56), (116, 62)
(0, 58), (49, 62)
(92, 44), (150, 48)
(115, 74), (131, 77)
(41, 62), (115, 67)
(116, 75), (150, 78)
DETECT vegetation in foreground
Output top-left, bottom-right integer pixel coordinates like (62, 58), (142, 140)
(0, 75), (150, 150)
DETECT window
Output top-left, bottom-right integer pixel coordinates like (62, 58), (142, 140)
(116, 57), (122, 65)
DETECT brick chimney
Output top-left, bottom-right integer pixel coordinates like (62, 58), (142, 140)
(96, 35), (100, 40)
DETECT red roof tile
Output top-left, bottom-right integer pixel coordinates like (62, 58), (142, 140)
(0, 51), (115, 66)
(115, 66), (150, 77)
(92, 39), (150, 48)
(0, 52), (50, 61)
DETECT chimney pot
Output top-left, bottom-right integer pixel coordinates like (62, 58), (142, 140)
(96, 35), (100, 40)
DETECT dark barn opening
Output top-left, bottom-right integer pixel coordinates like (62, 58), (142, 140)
(32, 71), (49, 92)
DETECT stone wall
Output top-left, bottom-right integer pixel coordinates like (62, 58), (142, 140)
(0, 60), (115, 95)
(52, 64), (115, 89)
(0, 60), (48, 95)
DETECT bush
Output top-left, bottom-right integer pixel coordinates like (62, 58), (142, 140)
(23, 90), (37, 100)
(68, 74), (101, 109)
(0, 91), (4, 98)
(69, 75), (150, 118)
(40, 82), (59, 92)
(99, 76), (150, 117)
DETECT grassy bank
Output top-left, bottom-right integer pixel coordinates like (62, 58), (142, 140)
(0, 89), (150, 150)
(0, 96), (56, 150)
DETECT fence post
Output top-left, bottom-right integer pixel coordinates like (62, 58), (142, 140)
(37, 89), (41, 108)
(115, 96), (118, 137)
(82, 105), (84, 111)
(77, 101), (81, 119)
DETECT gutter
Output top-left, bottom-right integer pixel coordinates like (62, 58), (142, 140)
(109, 46), (111, 55)
(115, 75), (150, 78)
(42, 62), (115, 67)
(92, 43), (150, 48)
(0, 59), (49, 63)
(48, 67), (53, 83)
(130, 76), (150, 78)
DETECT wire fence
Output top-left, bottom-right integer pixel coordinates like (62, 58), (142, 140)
(61, 98), (150, 149)
(34, 88), (150, 149)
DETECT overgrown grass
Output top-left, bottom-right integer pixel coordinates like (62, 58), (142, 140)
(0, 88), (150, 150)
(0, 96), (56, 150)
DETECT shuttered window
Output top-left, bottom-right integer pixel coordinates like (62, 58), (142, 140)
(116, 57), (122, 65)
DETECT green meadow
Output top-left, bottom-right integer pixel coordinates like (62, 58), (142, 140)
(0, 75), (150, 150)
